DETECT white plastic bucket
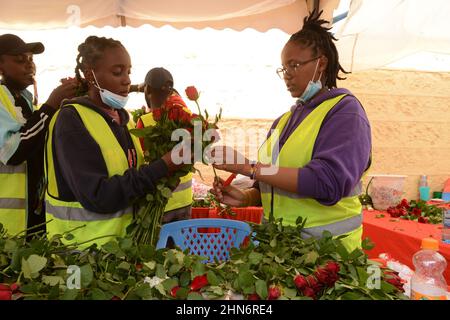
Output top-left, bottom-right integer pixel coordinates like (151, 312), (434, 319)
(368, 174), (407, 210)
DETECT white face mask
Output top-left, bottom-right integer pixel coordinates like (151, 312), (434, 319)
(91, 70), (129, 110)
(298, 60), (322, 104)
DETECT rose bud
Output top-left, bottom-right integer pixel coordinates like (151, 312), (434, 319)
(294, 275), (308, 290)
(185, 86), (199, 101)
(268, 285), (281, 300)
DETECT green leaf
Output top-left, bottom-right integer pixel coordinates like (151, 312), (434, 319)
(156, 264), (166, 279)
(61, 289), (79, 300)
(117, 261), (131, 271)
(187, 292), (204, 300)
(283, 287), (298, 299)
(134, 284), (153, 299)
(206, 270), (220, 286)
(362, 237), (375, 250)
(162, 278), (179, 292)
(42, 276), (64, 286)
(4, 239), (17, 253)
(22, 254), (47, 279)
(144, 261), (156, 270)
(80, 264), (94, 288)
(255, 279), (268, 300)
(238, 271), (254, 288)
(168, 264), (182, 276)
(180, 272), (191, 287)
(248, 252), (263, 265)
(270, 238), (277, 247)
(304, 251), (319, 265)
(119, 238), (133, 251)
(192, 261), (205, 277)
(90, 288), (108, 300)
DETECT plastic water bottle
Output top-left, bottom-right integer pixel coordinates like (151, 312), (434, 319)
(410, 238), (448, 300)
(443, 209), (450, 244)
(419, 175), (430, 201)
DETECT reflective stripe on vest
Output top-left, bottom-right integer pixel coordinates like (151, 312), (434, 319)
(45, 103), (144, 247)
(0, 86), (28, 235)
(140, 112), (193, 212)
(258, 94), (369, 251)
(46, 200), (131, 221)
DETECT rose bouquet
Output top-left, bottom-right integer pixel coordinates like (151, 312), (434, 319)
(128, 86), (221, 246)
(386, 198), (444, 224)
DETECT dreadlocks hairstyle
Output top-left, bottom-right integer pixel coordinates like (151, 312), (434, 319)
(289, 9), (349, 88)
(74, 36), (125, 95)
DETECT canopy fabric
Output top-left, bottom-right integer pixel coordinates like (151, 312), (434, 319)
(335, 0), (450, 71)
(0, 0), (339, 33)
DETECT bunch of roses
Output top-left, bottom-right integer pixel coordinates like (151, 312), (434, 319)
(0, 283), (20, 300)
(293, 261), (340, 299)
(387, 198), (443, 224)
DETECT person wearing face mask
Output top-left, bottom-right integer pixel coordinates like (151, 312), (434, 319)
(135, 67), (193, 224)
(45, 36), (186, 247)
(210, 11), (372, 252)
(0, 34), (78, 237)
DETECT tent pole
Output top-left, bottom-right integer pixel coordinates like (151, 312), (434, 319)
(118, 15), (127, 27)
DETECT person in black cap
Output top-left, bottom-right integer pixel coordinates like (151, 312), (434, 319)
(136, 67), (194, 225)
(0, 34), (78, 238)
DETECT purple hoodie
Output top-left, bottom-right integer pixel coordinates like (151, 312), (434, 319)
(268, 88), (372, 206)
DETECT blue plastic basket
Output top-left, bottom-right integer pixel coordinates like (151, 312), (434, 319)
(156, 218), (251, 263)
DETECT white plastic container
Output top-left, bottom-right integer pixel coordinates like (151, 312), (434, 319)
(368, 174), (407, 210)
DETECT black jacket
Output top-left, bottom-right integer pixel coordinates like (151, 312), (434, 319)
(49, 97), (168, 213)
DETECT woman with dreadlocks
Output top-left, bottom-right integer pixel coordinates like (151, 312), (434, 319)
(211, 11), (371, 252)
(45, 36), (185, 247)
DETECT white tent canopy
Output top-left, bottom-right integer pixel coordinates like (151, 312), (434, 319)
(335, 0), (450, 71)
(0, 0), (340, 33)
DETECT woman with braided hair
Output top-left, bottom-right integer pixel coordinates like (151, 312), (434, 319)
(211, 11), (372, 252)
(45, 36), (185, 247)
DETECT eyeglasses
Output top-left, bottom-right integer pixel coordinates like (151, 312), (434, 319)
(276, 56), (321, 79)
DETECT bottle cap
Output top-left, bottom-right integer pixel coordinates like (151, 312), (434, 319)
(421, 237), (439, 250)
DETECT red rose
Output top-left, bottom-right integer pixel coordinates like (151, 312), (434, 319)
(325, 261), (340, 274)
(411, 208), (422, 217)
(314, 268), (329, 284)
(294, 275), (308, 290)
(306, 275), (323, 293)
(152, 108), (162, 121)
(418, 216), (429, 224)
(0, 284), (12, 300)
(9, 283), (20, 293)
(400, 199), (410, 209)
(185, 86), (199, 101)
(302, 287), (316, 299)
(168, 107), (181, 121)
(170, 286), (181, 298)
(247, 293), (261, 300)
(268, 285), (281, 300)
(190, 274), (209, 291)
(111, 296), (121, 300)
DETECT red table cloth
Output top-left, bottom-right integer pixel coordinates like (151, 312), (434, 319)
(363, 209), (450, 283)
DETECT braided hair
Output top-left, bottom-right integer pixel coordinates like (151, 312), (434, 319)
(289, 10), (349, 88)
(74, 36), (125, 95)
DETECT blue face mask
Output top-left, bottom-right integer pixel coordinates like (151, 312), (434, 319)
(298, 60), (322, 104)
(91, 70), (129, 110)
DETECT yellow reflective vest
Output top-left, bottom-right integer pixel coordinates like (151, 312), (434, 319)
(45, 103), (144, 248)
(259, 94), (368, 252)
(140, 112), (193, 212)
(0, 85), (28, 235)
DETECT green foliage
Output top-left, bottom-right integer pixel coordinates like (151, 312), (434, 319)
(0, 219), (406, 300)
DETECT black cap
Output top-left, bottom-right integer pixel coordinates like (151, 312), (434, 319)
(0, 34), (45, 56)
(144, 67), (173, 90)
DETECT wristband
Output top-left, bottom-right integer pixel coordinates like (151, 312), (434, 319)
(249, 161), (258, 180)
